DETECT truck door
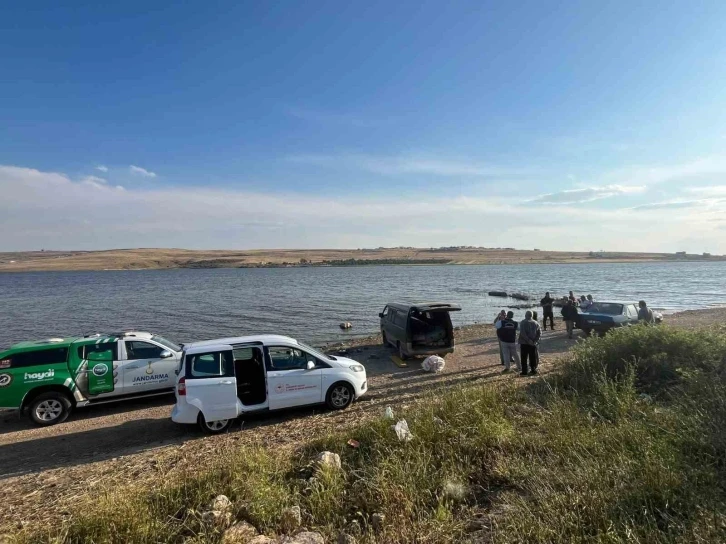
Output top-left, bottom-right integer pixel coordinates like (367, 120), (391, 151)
(266, 346), (323, 410)
(184, 345), (239, 422)
(123, 340), (177, 392)
(72, 340), (121, 398)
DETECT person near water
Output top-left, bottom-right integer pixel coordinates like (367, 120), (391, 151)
(638, 300), (654, 324)
(493, 309), (507, 365)
(495, 311), (520, 372)
(540, 292), (555, 330)
(519, 310), (541, 375)
(579, 295), (589, 309)
(561, 300), (578, 339)
(569, 291), (576, 302)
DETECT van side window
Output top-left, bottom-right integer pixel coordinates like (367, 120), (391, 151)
(388, 309), (397, 322)
(188, 351), (233, 378)
(395, 311), (408, 327)
(78, 342), (118, 360)
(267, 347), (311, 371)
(626, 305), (638, 318)
(5, 347), (69, 368)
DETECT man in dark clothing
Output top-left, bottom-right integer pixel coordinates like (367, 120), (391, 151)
(540, 292), (555, 330)
(561, 300), (578, 339)
(495, 311), (520, 372)
(519, 311), (541, 375)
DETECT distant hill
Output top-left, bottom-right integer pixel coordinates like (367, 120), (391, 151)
(0, 247), (721, 272)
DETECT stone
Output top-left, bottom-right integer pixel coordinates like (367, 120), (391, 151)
(338, 533), (357, 544)
(202, 510), (233, 529)
(212, 494), (234, 513)
(247, 537), (275, 544)
(222, 521), (259, 544)
(315, 451), (342, 470)
(280, 532), (325, 544)
(371, 513), (385, 531)
(280, 505), (302, 532)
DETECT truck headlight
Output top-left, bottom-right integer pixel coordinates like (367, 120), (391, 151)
(349, 364), (365, 373)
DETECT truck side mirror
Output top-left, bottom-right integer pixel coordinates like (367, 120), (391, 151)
(378, 313), (384, 318)
(306, 361), (315, 370)
(160, 350), (173, 359)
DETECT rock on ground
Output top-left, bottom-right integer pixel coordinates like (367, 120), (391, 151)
(212, 494), (234, 513)
(280, 532), (325, 544)
(247, 536), (275, 544)
(202, 509), (233, 529)
(280, 505), (302, 532)
(222, 521), (259, 544)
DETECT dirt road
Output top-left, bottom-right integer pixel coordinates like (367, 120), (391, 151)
(0, 309), (717, 532)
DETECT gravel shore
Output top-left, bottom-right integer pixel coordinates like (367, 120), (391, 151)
(1, 307), (724, 532)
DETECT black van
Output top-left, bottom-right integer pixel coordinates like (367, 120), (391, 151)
(379, 302), (461, 359)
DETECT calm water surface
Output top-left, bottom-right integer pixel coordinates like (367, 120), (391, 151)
(2, 262), (726, 350)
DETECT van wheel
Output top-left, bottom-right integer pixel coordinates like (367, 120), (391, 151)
(28, 392), (72, 427)
(397, 342), (408, 360)
(197, 413), (232, 435)
(381, 331), (388, 346)
(326, 383), (354, 410)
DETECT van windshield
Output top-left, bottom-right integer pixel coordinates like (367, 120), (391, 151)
(298, 342), (335, 361)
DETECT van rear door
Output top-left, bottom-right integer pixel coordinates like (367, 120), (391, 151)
(184, 344), (238, 422)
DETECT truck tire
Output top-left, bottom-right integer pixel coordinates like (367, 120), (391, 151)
(197, 412), (232, 435)
(28, 391), (72, 426)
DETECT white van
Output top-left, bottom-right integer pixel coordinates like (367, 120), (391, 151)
(171, 335), (368, 433)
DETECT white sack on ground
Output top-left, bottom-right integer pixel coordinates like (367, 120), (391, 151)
(422, 355), (445, 373)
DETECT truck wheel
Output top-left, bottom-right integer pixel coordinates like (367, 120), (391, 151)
(326, 383), (354, 410)
(197, 413), (232, 435)
(28, 392), (72, 426)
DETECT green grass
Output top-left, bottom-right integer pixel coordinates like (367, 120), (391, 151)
(16, 325), (726, 543)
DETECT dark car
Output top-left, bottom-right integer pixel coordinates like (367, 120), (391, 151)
(579, 301), (662, 335)
(379, 302), (461, 359)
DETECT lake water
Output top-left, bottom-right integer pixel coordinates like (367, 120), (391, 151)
(2, 261), (726, 350)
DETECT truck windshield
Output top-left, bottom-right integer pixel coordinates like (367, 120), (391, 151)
(586, 303), (623, 316)
(151, 335), (181, 352)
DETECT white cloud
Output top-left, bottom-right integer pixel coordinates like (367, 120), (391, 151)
(530, 185), (645, 204)
(287, 153), (529, 178)
(96, 165), (108, 172)
(129, 165), (157, 178)
(685, 185), (726, 197)
(1, 164), (725, 254)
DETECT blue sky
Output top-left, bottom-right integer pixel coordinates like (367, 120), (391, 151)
(2, 1), (726, 252)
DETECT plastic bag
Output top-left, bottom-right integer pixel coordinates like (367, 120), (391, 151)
(384, 406), (395, 419)
(392, 419), (413, 442)
(421, 355), (445, 373)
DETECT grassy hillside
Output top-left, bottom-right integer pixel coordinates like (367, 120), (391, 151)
(0, 247), (721, 272)
(14, 325), (726, 543)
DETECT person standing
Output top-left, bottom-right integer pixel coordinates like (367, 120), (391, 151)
(569, 291), (576, 302)
(495, 311), (520, 372)
(519, 311), (541, 375)
(540, 292), (555, 330)
(561, 300), (578, 339)
(579, 295), (589, 310)
(638, 300), (654, 324)
(493, 310), (507, 365)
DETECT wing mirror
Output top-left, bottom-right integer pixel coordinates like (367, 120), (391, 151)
(306, 361), (315, 370)
(160, 350), (173, 359)
(378, 312), (384, 318)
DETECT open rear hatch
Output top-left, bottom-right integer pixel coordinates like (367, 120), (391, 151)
(409, 303), (461, 349)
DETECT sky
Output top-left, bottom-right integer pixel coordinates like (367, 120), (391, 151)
(2, 1), (726, 253)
